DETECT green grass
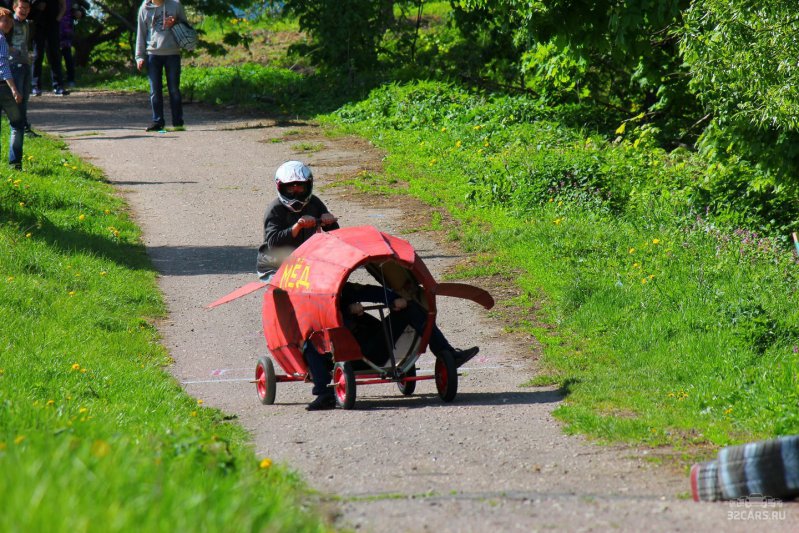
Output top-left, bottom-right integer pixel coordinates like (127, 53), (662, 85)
(97, 64), (371, 117)
(321, 81), (799, 447)
(0, 135), (328, 532)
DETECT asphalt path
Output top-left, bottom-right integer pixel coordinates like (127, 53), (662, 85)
(31, 91), (796, 532)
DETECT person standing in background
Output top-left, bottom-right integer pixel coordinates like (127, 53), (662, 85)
(135, 0), (187, 131)
(29, 0), (68, 96)
(0, 7), (25, 169)
(9, 0), (37, 136)
(58, 0), (78, 87)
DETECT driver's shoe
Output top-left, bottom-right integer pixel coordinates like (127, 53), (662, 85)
(306, 393), (336, 411)
(452, 346), (479, 368)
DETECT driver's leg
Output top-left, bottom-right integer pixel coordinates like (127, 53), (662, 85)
(303, 341), (335, 410)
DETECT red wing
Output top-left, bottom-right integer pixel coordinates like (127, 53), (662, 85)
(434, 282), (494, 309)
(207, 281), (268, 309)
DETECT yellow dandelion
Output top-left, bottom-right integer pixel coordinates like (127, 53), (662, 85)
(91, 440), (111, 458)
(473, 125), (482, 130)
(46, 399), (55, 406)
(104, 209), (110, 215)
(549, 198), (554, 203)
(100, 271), (107, 276)
(553, 218), (562, 225)
(68, 291), (76, 297)
(80, 368), (87, 374)
(78, 214), (86, 221)
(18, 202), (24, 207)
(14, 435), (25, 445)
(649, 274), (655, 280)
(27, 155), (33, 160)
(259, 457), (273, 469)
(0, 368), (4, 375)
(483, 141), (489, 147)
(652, 238), (660, 245)
(79, 407), (88, 414)
(6, 276), (13, 282)
(63, 162), (70, 167)
(440, 127), (446, 132)
(633, 262), (641, 268)
(25, 233), (31, 238)
(628, 247), (635, 254)
(191, 410), (198, 417)
(197, 399), (203, 405)
(724, 408), (733, 415)
(72, 363), (81, 371)
(557, 201), (563, 207)
(641, 278), (647, 284)
(455, 140), (462, 148)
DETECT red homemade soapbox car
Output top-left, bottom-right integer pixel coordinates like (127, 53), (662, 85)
(209, 225), (493, 409)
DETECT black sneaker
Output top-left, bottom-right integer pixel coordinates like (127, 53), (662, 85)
(53, 88), (70, 96)
(173, 121), (184, 128)
(145, 122), (165, 132)
(451, 346), (479, 368)
(305, 394), (336, 411)
(25, 128), (40, 138)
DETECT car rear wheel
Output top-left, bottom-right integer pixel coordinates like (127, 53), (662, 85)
(255, 356), (276, 405)
(435, 351), (457, 402)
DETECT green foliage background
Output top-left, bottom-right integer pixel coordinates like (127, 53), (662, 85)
(272, 0), (799, 237)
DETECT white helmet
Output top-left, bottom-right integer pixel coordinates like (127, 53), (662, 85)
(274, 160), (314, 212)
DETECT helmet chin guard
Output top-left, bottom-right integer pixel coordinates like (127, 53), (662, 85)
(275, 161), (314, 212)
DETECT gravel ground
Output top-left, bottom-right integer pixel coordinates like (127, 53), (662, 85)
(31, 91), (797, 532)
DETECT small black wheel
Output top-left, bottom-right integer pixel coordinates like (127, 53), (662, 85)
(333, 362), (356, 409)
(255, 356), (276, 405)
(435, 351), (458, 402)
(397, 366), (417, 396)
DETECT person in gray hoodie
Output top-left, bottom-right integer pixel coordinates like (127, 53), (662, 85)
(134, 0), (188, 131)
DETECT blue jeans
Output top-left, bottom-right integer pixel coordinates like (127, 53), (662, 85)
(146, 54), (183, 126)
(0, 86), (24, 167)
(304, 341), (334, 397)
(10, 63), (31, 128)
